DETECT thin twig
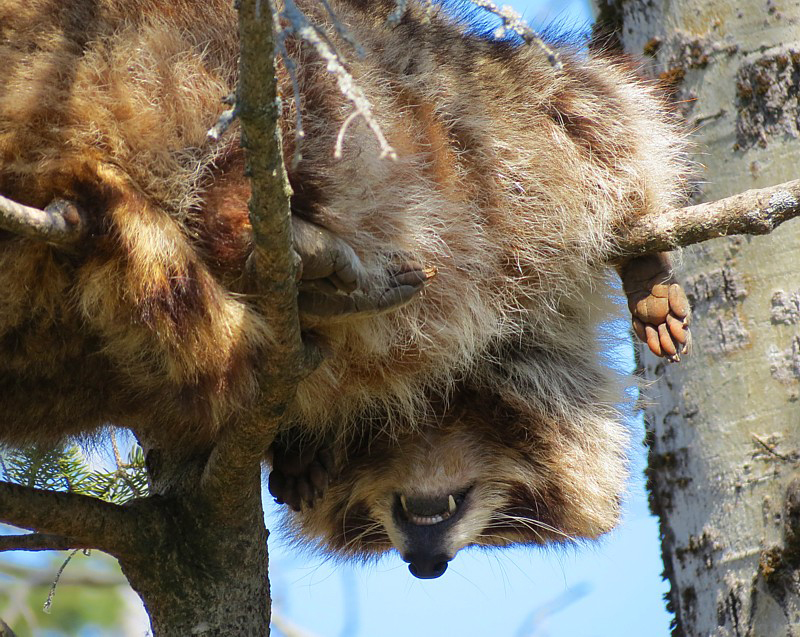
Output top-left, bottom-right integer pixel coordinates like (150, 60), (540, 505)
(752, 434), (794, 463)
(272, 1), (306, 167)
(317, 0), (364, 55)
(0, 195), (87, 244)
(0, 559), (124, 587)
(388, 0), (410, 24)
(43, 549), (80, 614)
(207, 106), (238, 141)
(110, 432), (123, 469)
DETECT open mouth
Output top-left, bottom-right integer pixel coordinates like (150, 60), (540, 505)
(396, 487), (472, 526)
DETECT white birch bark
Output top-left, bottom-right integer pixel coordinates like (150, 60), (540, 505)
(593, 0), (800, 634)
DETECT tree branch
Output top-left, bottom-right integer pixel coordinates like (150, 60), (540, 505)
(281, 0), (396, 160)
(0, 533), (87, 552)
(617, 178), (800, 256)
(0, 482), (139, 555)
(0, 195), (87, 244)
(201, 0), (305, 508)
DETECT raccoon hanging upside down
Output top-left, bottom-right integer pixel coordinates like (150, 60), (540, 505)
(0, 0), (690, 577)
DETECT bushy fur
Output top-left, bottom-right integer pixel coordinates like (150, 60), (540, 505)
(0, 0), (687, 555)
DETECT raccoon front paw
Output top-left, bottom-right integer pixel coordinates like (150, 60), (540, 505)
(268, 441), (335, 511)
(293, 216), (366, 294)
(621, 254), (691, 362)
(298, 257), (436, 319)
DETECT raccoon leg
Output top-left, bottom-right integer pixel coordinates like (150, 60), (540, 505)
(619, 253), (691, 361)
(72, 163), (272, 432)
(268, 437), (335, 511)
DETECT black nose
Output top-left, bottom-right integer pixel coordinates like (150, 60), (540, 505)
(406, 554), (450, 579)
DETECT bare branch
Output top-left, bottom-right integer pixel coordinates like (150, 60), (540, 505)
(388, 0), (410, 24)
(0, 481), (138, 555)
(317, 0), (364, 55)
(0, 533), (87, 552)
(202, 0), (305, 507)
(207, 93), (238, 141)
(0, 195), (87, 244)
(617, 178), (800, 256)
(207, 107), (238, 142)
(271, 1), (306, 167)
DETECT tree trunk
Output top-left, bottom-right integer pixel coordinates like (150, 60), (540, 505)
(114, 0), (291, 632)
(595, 0), (800, 634)
(116, 451), (270, 636)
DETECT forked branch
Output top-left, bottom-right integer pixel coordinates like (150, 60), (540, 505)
(201, 0), (305, 509)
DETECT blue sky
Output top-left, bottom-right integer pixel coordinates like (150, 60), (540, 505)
(266, 3), (674, 636)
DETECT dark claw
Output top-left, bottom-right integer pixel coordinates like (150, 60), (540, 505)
(268, 470), (286, 502)
(296, 478), (312, 505)
(278, 446), (316, 475)
(318, 449), (335, 474)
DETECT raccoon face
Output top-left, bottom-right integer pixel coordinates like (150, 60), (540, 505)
(270, 411), (623, 579)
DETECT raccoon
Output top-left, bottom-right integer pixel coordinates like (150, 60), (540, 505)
(0, 0), (690, 576)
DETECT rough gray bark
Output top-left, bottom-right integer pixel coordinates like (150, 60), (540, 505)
(595, 0), (800, 634)
(117, 457), (270, 635)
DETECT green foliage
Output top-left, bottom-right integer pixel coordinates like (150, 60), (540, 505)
(0, 439), (149, 634)
(0, 439), (148, 504)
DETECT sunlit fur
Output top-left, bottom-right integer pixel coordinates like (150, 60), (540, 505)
(1, 1), (686, 550)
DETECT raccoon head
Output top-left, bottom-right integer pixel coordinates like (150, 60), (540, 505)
(269, 407), (626, 579)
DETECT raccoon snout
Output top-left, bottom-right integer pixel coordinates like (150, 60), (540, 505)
(404, 551), (451, 579)
(393, 489), (471, 579)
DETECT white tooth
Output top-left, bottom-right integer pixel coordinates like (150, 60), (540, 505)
(410, 513), (445, 526)
(400, 494), (408, 513)
(448, 494), (457, 514)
